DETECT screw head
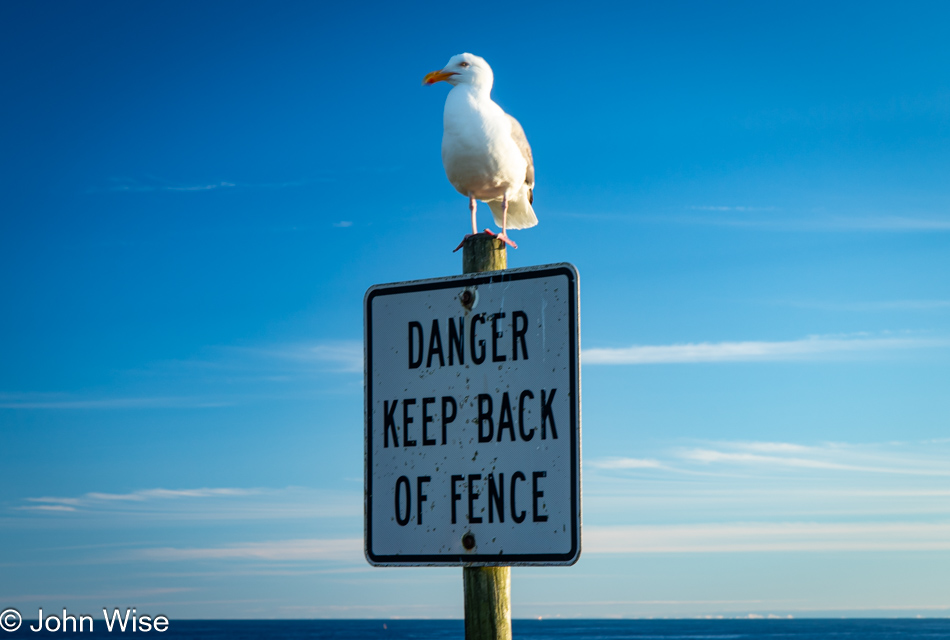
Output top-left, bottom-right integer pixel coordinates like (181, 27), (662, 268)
(461, 533), (476, 550)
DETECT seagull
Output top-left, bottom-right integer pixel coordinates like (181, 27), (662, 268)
(423, 53), (537, 250)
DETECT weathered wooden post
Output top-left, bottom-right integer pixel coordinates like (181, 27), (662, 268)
(462, 233), (507, 274)
(464, 565), (511, 640)
(461, 232), (510, 640)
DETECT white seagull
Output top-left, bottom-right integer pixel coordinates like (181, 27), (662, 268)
(424, 53), (537, 250)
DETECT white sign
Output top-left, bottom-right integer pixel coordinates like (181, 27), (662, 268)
(364, 263), (580, 566)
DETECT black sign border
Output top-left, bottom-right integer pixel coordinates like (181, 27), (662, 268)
(364, 263), (580, 566)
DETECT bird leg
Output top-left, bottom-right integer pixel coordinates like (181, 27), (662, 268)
(493, 194), (518, 249)
(452, 195), (518, 251)
(452, 196), (482, 252)
(470, 196), (478, 235)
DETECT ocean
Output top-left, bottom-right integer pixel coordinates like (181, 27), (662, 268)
(8, 618), (950, 639)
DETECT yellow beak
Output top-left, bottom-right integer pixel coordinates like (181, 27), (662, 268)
(422, 69), (458, 85)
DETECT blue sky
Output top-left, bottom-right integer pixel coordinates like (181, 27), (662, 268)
(2, 0), (949, 620)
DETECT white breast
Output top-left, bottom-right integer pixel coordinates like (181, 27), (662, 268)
(441, 86), (528, 202)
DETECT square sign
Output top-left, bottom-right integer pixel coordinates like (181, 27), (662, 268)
(364, 263), (580, 566)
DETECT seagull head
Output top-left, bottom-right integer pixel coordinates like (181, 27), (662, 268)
(422, 53), (493, 90)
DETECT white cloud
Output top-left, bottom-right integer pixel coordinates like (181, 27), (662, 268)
(139, 538), (362, 562)
(733, 442), (812, 454)
(25, 496), (82, 506)
(664, 213), (950, 232)
(689, 206), (777, 212)
(0, 394), (231, 409)
(22, 487), (259, 508)
(16, 486), (360, 521)
(592, 440), (950, 479)
(85, 488), (260, 501)
(584, 440), (950, 536)
(582, 333), (948, 364)
(777, 299), (950, 312)
(584, 521), (950, 553)
(89, 176), (310, 194)
(96, 177), (236, 192)
(675, 440), (950, 477)
(590, 457), (664, 470)
(0, 339), (366, 413)
(679, 448), (891, 473)
(244, 341), (363, 374)
(294, 342), (363, 373)
(1, 588), (195, 604)
(827, 216), (950, 231)
(17, 505), (77, 513)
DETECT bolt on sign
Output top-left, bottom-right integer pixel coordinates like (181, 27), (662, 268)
(364, 263), (580, 566)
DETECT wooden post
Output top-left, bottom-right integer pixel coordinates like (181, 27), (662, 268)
(462, 233), (507, 274)
(461, 232), (511, 640)
(463, 565), (511, 640)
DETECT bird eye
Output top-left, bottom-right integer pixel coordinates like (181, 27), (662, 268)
(459, 61), (470, 68)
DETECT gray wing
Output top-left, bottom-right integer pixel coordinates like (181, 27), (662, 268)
(507, 115), (535, 203)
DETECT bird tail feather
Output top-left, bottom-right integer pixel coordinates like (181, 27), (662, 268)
(487, 194), (538, 230)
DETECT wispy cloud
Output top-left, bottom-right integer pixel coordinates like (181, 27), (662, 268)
(591, 440), (950, 479)
(584, 439), (950, 529)
(678, 447), (950, 476)
(666, 214), (950, 232)
(1, 339), (365, 412)
(138, 538), (362, 562)
(674, 440), (950, 477)
(243, 341), (363, 374)
(18, 504), (78, 513)
(1, 588), (196, 604)
(15, 486), (360, 521)
(582, 332), (948, 364)
(0, 393), (230, 410)
(585, 521), (950, 553)
(590, 457), (664, 470)
(680, 449), (923, 475)
(162, 340), (364, 377)
(83, 488), (259, 501)
(812, 216), (950, 231)
(23, 496), (82, 506)
(775, 299), (950, 312)
(584, 441), (950, 553)
(88, 176), (311, 194)
(688, 206), (777, 212)
(93, 177), (236, 193)
(561, 209), (950, 232)
(21, 487), (260, 511)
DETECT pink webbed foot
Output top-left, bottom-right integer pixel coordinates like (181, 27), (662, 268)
(453, 230), (518, 252)
(453, 233), (480, 252)
(483, 229), (518, 249)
